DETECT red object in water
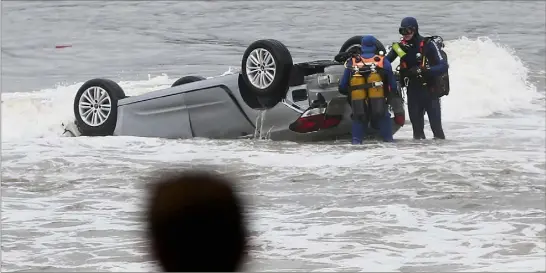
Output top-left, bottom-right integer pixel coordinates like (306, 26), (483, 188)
(55, 45), (72, 49)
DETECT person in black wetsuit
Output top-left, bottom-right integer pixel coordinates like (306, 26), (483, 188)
(385, 17), (449, 140)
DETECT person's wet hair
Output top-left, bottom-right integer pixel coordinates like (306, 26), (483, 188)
(145, 169), (248, 271)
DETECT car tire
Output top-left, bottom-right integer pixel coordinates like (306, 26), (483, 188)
(73, 78), (126, 136)
(241, 39), (293, 108)
(171, 75), (206, 87)
(339, 35), (387, 56)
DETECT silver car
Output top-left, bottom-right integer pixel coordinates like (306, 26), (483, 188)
(63, 36), (406, 142)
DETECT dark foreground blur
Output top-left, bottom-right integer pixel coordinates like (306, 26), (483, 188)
(145, 170), (248, 272)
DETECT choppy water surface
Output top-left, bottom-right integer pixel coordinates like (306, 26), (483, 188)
(2, 1), (545, 272)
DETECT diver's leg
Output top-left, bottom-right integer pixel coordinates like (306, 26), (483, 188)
(369, 115), (379, 130)
(351, 117), (365, 144)
(361, 115), (369, 141)
(350, 99), (368, 144)
(407, 91), (426, 139)
(378, 109), (394, 142)
(425, 97), (446, 139)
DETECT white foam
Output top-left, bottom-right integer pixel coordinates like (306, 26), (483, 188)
(1, 38), (542, 141)
(462, 257), (546, 272)
(389, 36), (543, 120)
(442, 36), (542, 120)
(251, 205), (546, 272)
(2, 122), (544, 272)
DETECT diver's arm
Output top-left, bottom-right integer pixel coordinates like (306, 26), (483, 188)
(383, 60), (398, 94)
(386, 48), (397, 63)
(338, 69), (351, 95)
(338, 60), (352, 95)
(424, 42), (448, 77)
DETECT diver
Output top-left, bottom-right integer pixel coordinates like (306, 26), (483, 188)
(385, 17), (449, 140)
(338, 35), (398, 144)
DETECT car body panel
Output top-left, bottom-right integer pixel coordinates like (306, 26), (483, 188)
(113, 88), (193, 139)
(183, 84), (256, 138)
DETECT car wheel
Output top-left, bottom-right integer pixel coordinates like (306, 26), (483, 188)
(339, 35), (387, 56)
(241, 39), (293, 108)
(73, 78), (126, 136)
(171, 75), (206, 87)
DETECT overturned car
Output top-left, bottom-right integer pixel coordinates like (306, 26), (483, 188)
(63, 36), (406, 142)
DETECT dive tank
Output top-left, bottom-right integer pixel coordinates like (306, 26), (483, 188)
(366, 62), (386, 120)
(349, 71), (368, 122)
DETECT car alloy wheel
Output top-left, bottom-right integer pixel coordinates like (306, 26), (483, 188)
(78, 86), (112, 127)
(245, 48), (277, 89)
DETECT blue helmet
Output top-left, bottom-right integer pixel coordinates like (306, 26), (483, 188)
(360, 35), (377, 54)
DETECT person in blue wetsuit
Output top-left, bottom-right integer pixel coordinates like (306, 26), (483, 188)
(339, 35), (398, 144)
(386, 17), (448, 140)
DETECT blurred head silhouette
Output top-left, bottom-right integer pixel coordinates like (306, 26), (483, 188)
(145, 169), (248, 272)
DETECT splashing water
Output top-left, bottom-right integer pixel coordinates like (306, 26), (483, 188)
(389, 36), (542, 120)
(253, 110), (269, 140)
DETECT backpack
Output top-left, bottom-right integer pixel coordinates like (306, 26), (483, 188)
(421, 35), (450, 97)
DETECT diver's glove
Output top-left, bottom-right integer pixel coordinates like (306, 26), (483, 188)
(408, 67), (422, 76)
(335, 52), (350, 63)
(408, 66), (429, 77)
